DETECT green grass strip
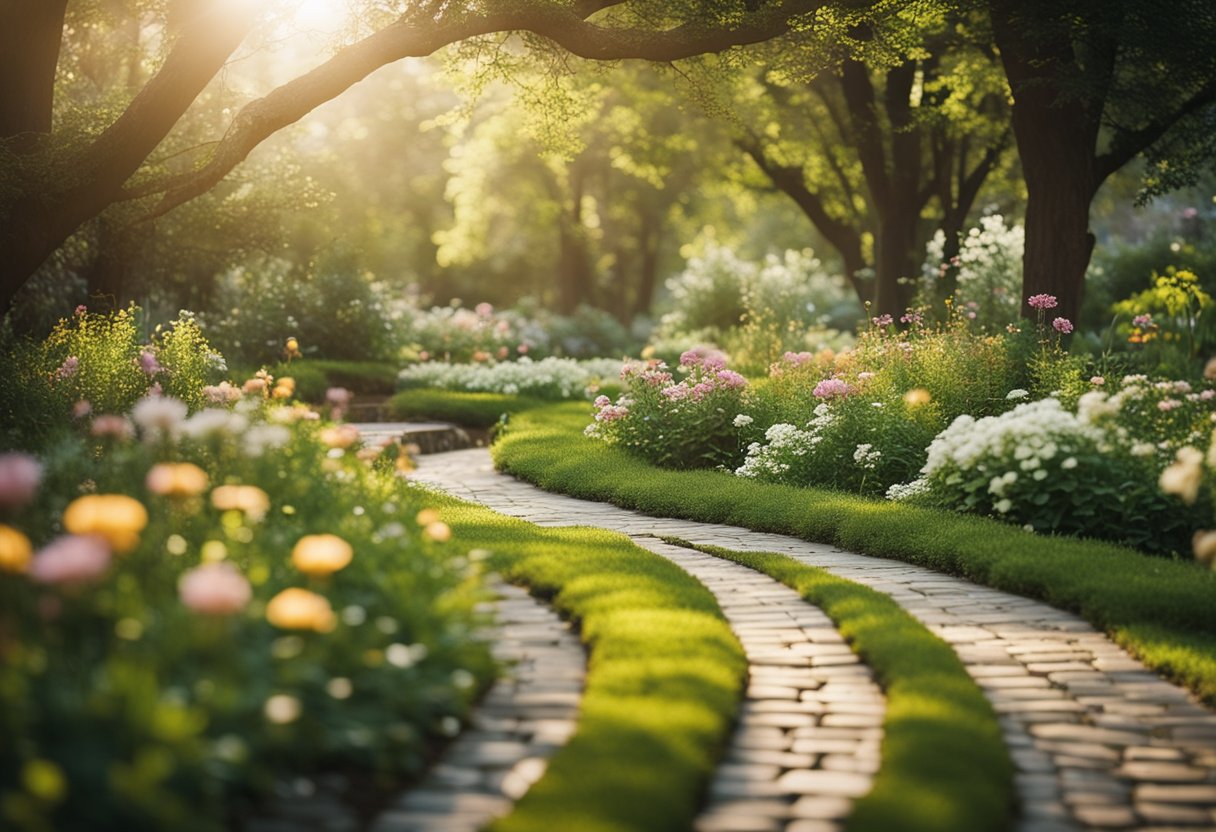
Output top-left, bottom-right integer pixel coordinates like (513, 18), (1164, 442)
(426, 493), (747, 832)
(492, 402), (1216, 705)
(388, 390), (546, 428)
(667, 538), (1014, 832)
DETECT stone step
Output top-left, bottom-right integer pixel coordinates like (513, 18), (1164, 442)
(350, 422), (476, 455)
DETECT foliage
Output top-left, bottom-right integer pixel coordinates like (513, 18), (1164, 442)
(398, 356), (623, 401)
(0, 393), (494, 831)
(586, 351), (749, 469)
(494, 402), (1216, 705)
(1111, 267), (1214, 372)
(681, 542), (1012, 832)
(387, 390), (547, 428)
(266, 360), (400, 403)
(655, 239), (859, 373)
(0, 307), (225, 449)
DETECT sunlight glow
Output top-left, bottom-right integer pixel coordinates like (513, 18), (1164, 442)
(292, 0), (350, 33)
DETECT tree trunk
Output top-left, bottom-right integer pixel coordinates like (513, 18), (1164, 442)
(0, 1), (68, 141)
(871, 203), (919, 317)
(630, 220), (661, 322)
(556, 175), (593, 315)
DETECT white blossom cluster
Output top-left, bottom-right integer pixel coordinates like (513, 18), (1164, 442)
(735, 404), (836, 479)
(923, 214), (1024, 327)
(853, 443), (882, 470)
(397, 357), (624, 400)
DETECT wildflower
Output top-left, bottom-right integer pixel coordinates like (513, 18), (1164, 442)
(29, 535), (112, 585)
(272, 377), (295, 400)
(264, 694), (303, 724)
(1090, 376), (1105, 386)
(179, 562), (252, 615)
(0, 524), (33, 573)
(1061, 457), (1078, 470)
(1193, 530), (1216, 565)
(1205, 357), (1216, 381)
(903, 388), (932, 406)
(63, 494), (148, 554)
(475, 302), (494, 317)
(1158, 399), (1182, 412)
(593, 395), (611, 409)
(138, 350), (162, 376)
(858, 372), (875, 381)
(813, 378), (851, 399)
(1132, 314), (1153, 327)
(1159, 447), (1203, 505)
(292, 534), (354, 576)
(284, 337), (301, 358)
(0, 453), (42, 509)
(54, 356), (79, 381)
(266, 588), (336, 632)
(91, 415), (133, 440)
(423, 521), (452, 543)
(994, 499), (1013, 513)
(211, 484), (270, 521)
(517, 344), (529, 355)
(72, 400), (92, 419)
(1052, 317), (1074, 334)
(146, 462), (209, 498)
(1027, 294), (1058, 310)
(715, 370), (747, 389)
(871, 314), (893, 328)
(733, 414), (754, 428)
(131, 395), (188, 437)
(320, 425), (361, 449)
(1006, 389), (1029, 400)
(202, 382), (242, 405)
(243, 378), (268, 396)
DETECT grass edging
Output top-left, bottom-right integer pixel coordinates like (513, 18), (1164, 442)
(388, 390), (547, 428)
(667, 538), (1014, 832)
(492, 402), (1216, 705)
(425, 492), (747, 832)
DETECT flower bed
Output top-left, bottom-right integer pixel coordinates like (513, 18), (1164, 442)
(397, 356), (623, 400)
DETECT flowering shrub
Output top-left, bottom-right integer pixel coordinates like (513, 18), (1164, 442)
(1112, 267), (1214, 371)
(923, 214), (1023, 329)
(0, 384), (493, 828)
(890, 396), (1207, 554)
(397, 356), (624, 400)
(586, 350), (749, 468)
(0, 307), (226, 449)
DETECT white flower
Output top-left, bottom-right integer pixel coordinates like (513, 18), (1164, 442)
(994, 499), (1013, 514)
(131, 395), (187, 438)
(1061, 457), (1078, 469)
(733, 414), (754, 428)
(181, 409), (249, 439)
(243, 425), (291, 458)
(1006, 389), (1029, 400)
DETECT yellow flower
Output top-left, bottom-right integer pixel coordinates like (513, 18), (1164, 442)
(903, 388), (932, 407)
(210, 485), (270, 521)
(0, 524), (33, 573)
(291, 534), (353, 576)
(272, 377), (296, 400)
(415, 508), (440, 526)
(146, 462), (209, 498)
(266, 587), (336, 632)
(22, 759), (67, 802)
(63, 494), (148, 554)
(285, 337), (300, 358)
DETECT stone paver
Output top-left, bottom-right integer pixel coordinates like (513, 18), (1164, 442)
(371, 582), (584, 832)
(412, 448), (1216, 832)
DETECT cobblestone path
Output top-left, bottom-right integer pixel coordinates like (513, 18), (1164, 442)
(410, 448), (1216, 832)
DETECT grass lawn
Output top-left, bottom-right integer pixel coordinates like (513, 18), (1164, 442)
(492, 401), (1216, 705)
(388, 389), (547, 428)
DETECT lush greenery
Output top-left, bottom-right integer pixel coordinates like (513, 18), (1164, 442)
(671, 540), (1013, 832)
(387, 390), (547, 428)
(495, 402), (1216, 704)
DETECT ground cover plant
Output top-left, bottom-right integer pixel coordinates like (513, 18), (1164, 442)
(387, 389), (548, 428)
(398, 356), (624, 401)
(495, 402), (1216, 704)
(667, 539), (1014, 832)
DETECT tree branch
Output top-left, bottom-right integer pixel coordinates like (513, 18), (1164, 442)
(131, 0), (828, 220)
(1094, 77), (1216, 185)
(839, 58), (891, 209)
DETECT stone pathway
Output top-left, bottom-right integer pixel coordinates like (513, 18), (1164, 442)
(411, 448), (1216, 832)
(372, 582), (584, 832)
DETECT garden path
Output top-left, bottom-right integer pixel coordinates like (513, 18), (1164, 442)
(411, 448), (1216, 832)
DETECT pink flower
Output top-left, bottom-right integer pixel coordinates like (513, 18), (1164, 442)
(1052, 317), (1074, 334)
(72, 400), (92, 419)
(1158, 399), (1182, 412)
(661, 385), (689, 401)
(54, 356), (79, 381)
(475, 302), (494, 317)
(679, 347), (727, 370)
(91, 415), (133, 439)
(418, 350), (430, 362)
(858, 372), (875, 380)
(871, 314), (894, 328)
(0, 453), (42, 508)
(813, 378), (851, 399)
(593, 395), (611, 408)
(74, 305), (87, 316)
(1132, 314), (1154, 328)
(179, 562), (252, 615)
(595, 404), (629, 422)
(782, 351), (814, 367)
(517, 344), (529, 355)
(30, 535), (112, 585)
(1028, 294), (1058, 310)
(900, 312), (923, 325)
(497, 346), (508, 360)
(1201, 389), (1216, 401)
(715, 370), (747, 389)
(325, 387), (352, 407)
(138, 350), (162, 376)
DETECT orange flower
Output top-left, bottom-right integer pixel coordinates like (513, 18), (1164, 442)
(0, 524), (33, 573)
(63, 494), (148, 554)
(210, 485), (270, 521)
(423, 521), (452, 543)
(146, 462), (209, 498)
(266, 587), (336, 632)
(291, 534), (353, 576)
(319, 425), (360, 449)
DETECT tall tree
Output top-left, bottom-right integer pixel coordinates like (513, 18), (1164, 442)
(988, 0), (1216, 322)
(0, 0), (844, 312)
(713, 9), (1013, 315)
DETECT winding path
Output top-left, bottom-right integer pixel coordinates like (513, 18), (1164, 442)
(411, 447), (1216, 831)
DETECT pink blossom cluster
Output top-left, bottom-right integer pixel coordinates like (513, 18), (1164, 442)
(871, 314), (894, 328)
(54, 356), (79, 381)
(813, 378), (852, 399)
(900, 311), (924, 326)
(621, 360), (673, 388)
(1052, 317), (1074, 334)
(679, 348), (728, 371)
(1028, 294), (1058, 310)
(1132, 314), (1155, 328)
(781, 351), (816, 368)
(0, 453), (42, 508)
(138, 350), (162, 376)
